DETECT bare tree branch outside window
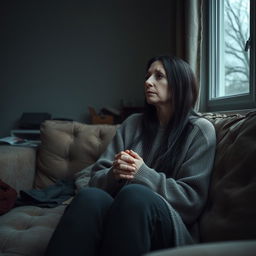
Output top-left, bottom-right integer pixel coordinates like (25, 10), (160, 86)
(224, 0), (250, 96)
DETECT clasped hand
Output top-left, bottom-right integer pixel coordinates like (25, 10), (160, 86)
(112, 150), (144, 180)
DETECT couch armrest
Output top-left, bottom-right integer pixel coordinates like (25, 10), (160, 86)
(144, 240), (256, 256)
(0, 145), (37, 193)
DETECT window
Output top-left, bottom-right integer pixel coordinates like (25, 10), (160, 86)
(203, 0), (255, 112)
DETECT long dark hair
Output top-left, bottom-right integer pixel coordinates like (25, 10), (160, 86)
(142, 56), (199, 173)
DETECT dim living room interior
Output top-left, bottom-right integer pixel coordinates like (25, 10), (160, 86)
(0, 0), (256, 256)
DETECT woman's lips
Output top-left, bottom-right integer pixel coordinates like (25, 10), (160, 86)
(146, 91), (156, 95)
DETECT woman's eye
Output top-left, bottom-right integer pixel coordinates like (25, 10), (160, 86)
(155, 72), (164, 80)
(145, 71), (165, 81)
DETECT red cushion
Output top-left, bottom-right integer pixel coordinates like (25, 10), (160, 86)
(0, 179), (17, 215)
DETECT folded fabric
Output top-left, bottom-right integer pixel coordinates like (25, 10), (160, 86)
(16, 179), (75, 208)
(0, 179), (17, 215)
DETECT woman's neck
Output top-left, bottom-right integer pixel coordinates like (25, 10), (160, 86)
(156, 104), (173, 127)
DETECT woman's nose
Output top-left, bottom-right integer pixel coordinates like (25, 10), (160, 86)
(145, 77), (153, 88)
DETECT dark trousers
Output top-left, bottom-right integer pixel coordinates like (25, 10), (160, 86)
(45, 184), (174, 256)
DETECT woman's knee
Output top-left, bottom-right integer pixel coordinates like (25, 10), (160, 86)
(69, 187), (113, 212)
(114, 184), (158, 210)
(118, 184), (153, 198)
(75, 187), (111, 201)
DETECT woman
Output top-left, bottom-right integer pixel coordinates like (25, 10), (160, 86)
(45, 56), (216, 256)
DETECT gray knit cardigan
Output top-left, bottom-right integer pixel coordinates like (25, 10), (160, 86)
(75, 113), (216, 246)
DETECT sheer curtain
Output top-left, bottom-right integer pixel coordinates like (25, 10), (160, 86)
(175, 0), (204, 110)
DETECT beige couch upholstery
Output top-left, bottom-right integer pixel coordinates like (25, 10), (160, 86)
(35, 120), (117, 189)
(0, 121), (117, 256)
(0, 112), (256, 256)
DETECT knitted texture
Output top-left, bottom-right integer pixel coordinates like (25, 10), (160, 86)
(76, 113), (216, 245)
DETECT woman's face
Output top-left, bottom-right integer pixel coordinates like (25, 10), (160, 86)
(144, 60), (171, 107)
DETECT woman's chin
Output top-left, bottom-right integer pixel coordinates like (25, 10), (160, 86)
(146, 99), (155, 105)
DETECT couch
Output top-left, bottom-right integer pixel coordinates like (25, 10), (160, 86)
(0, 111), (256, 256)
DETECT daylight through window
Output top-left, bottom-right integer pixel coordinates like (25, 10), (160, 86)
(223, 0), (250, 97)
(206, 0), (255, 111)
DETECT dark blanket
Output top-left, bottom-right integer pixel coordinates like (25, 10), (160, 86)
(16, 179), (75, 208)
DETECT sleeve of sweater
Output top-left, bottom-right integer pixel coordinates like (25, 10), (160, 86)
(132, 118), (216, 225)
(74, 127), (124, 193)
(86, 127), (124, 194)
(87, 115), (140, 194)
(75, 114), (142, 194)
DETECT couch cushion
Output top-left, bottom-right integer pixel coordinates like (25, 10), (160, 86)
(35, 120), (117, 189)
(200, 111), (256, 242)
(0, 205), (65, 256)
(0, 146), (36, 193)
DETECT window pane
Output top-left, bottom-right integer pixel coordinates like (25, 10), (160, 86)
(222, 0), (250, 97)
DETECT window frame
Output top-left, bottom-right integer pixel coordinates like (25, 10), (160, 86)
(201, 0), (256, 112)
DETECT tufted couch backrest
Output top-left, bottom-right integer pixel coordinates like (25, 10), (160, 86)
(35, 120), (118, 189)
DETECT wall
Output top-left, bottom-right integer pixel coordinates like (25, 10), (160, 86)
(0, 0), (176, 137)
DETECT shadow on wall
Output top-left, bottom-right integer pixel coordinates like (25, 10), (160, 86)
(0, 0), (175, 137)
